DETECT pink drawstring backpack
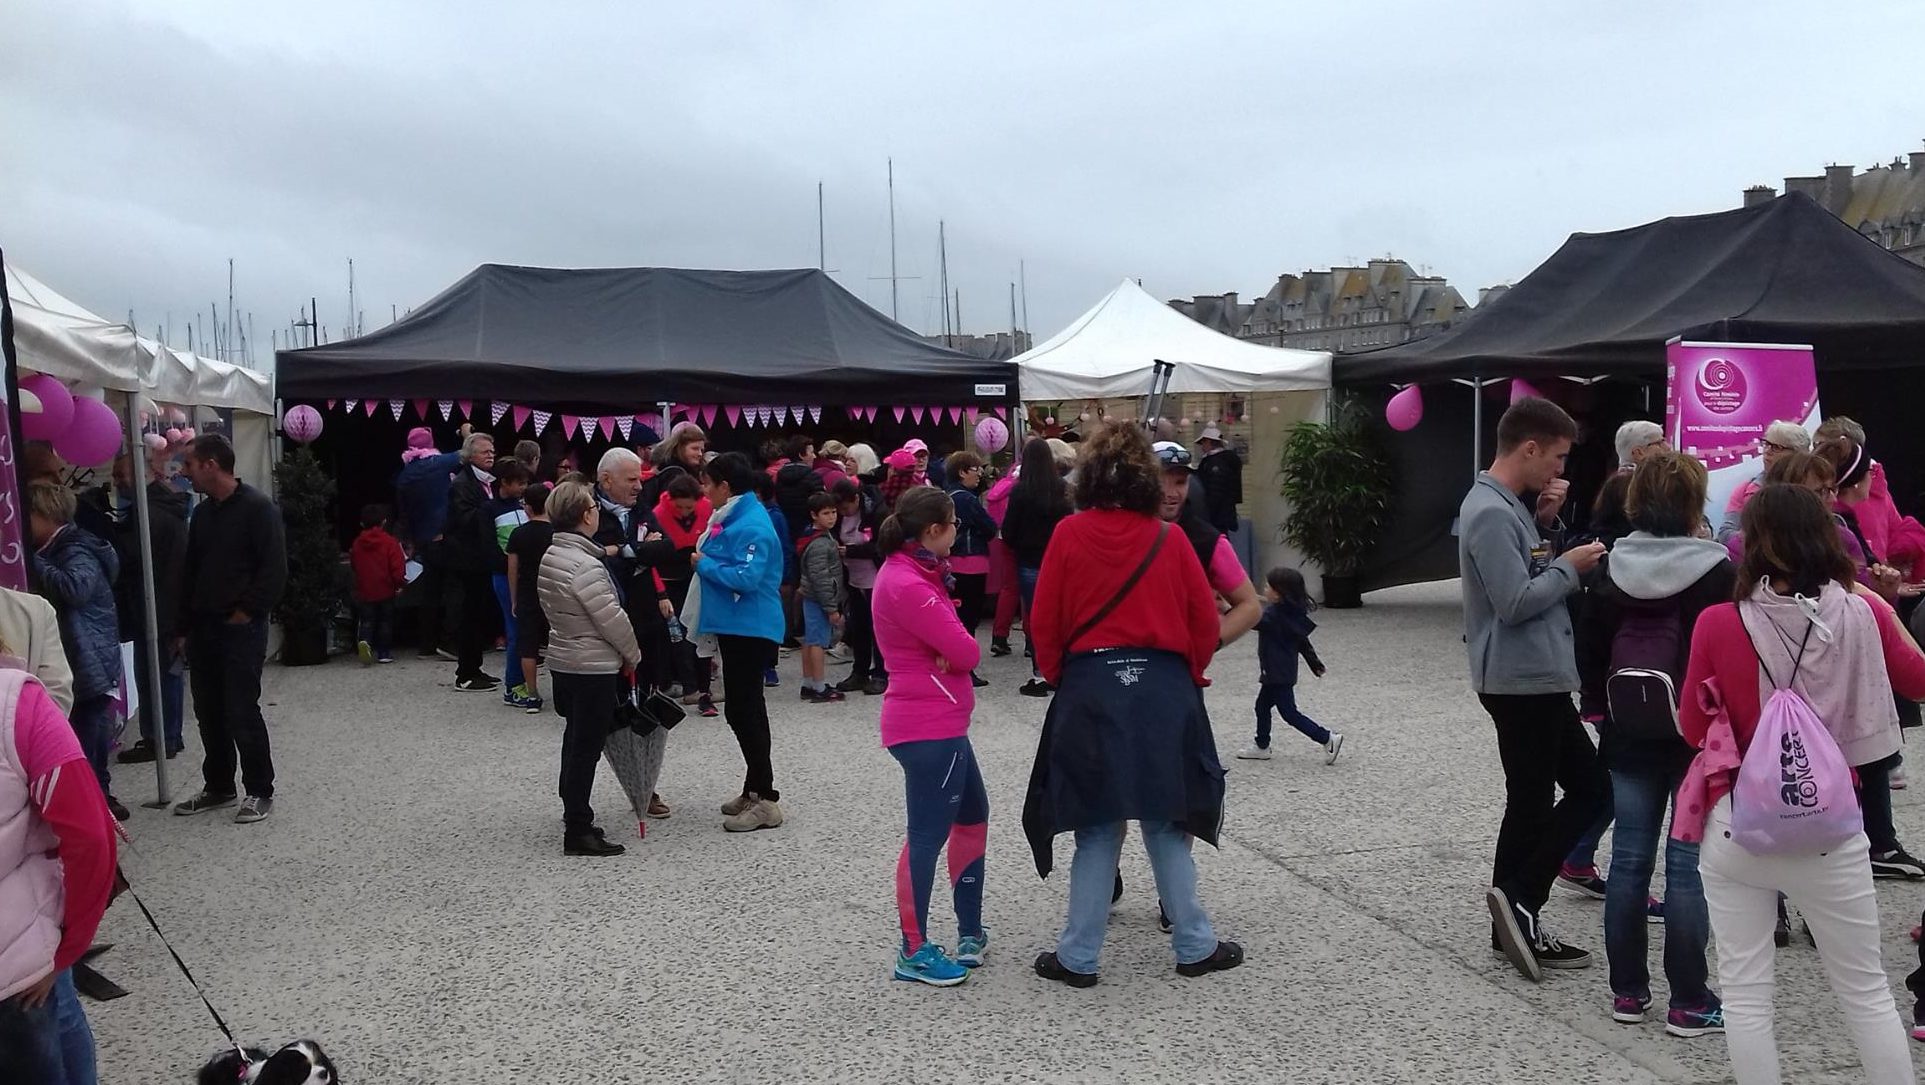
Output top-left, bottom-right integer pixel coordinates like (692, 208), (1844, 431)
(1728, 613), (1863, 855)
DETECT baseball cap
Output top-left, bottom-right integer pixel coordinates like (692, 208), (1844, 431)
(1153, 441), (1193, 470)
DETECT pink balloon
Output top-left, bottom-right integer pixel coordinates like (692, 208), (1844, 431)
(164, 427), (184, 446)
(1386, 386), (1424, 432)
(18, 375), (73, 442)
(283, 404), (324, 443)
(1510, 378), (1543, 404)
(180, 427), (197, 442)
(54, 396), (124, 466)
(972, 415), (1010, 454)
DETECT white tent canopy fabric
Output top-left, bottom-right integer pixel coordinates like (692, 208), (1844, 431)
(6, 265), (274, 414)
(1014, 278), (1332, 400)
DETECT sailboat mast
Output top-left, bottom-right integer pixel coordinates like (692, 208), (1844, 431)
(938, 221), (950, 343)
(817, 182), (826, 270)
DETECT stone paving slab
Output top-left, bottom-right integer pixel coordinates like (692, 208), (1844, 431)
(85, 581), (1924, 1082)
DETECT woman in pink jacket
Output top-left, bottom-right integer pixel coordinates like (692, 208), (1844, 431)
(872, 487), (987, 988)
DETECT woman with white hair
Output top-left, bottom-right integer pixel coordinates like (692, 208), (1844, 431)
(1716, 421), (1811, 542)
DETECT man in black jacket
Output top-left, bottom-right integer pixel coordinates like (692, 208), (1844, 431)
(442, 432), (501, 693)
(111, 449), (191, 764)
(1193, 424), (1243, 535)
(171, 435), (287, 824)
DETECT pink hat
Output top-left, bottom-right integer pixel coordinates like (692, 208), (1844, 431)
(903, 439), (929, 456)
(886, 449), (919, 471)
(400, 426), (440, 463)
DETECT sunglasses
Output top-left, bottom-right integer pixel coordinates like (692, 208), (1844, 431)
(1155, 446), (1193, 468)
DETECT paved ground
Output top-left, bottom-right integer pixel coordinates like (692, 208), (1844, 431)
(87, 580), (1925, 1083)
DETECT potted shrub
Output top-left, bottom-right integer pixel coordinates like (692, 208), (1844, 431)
(272, 445), (341, 665)
(1278, 397), (1394, 608)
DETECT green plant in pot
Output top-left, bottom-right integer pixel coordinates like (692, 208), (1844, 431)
(1278, 397), (1394, 608)
(272, 445), (341, 665)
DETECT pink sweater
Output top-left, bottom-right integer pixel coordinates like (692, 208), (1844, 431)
(872, 550), (981, 747)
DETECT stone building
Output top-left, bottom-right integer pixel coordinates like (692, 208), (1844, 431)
(1743, 151), (1925, 265)
(1170, 258), (1472, 352)
(920, 330), (1032, 360)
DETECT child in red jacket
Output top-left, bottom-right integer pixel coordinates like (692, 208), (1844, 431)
(350, 504), (407, 665)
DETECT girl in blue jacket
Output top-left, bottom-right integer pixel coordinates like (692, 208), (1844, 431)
(1238, 567), (1343, 765)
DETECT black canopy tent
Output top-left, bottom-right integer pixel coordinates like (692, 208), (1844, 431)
(275, 264), (1017, 409)
(1338, 192), (1925, 589)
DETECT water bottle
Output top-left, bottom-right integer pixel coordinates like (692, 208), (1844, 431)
(667, 616), (687, 643)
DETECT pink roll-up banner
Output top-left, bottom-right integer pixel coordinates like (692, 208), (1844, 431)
(512, 405), (532, 431)
(1666, 339), (1820, 522)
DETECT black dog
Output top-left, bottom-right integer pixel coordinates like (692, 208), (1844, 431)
(197, 1040), (337, 1084)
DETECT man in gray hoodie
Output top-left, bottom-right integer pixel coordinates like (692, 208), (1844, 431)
(1460, 397), (1608, 982)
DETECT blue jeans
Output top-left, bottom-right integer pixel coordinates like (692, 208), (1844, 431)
(1605, 766), (1715, 1009)
(1055, 820), (1217, 974)
(1253, 683), (1328, 747)
(70, 694), (116, 795)
(133, 640), (186, 753)
(492, 575), (523, 690)
(0, 970), (96, 1084)
(1565, 793), (1614, 871)
(356, 599), (395, 659)
(1017, 564), (1042, 678)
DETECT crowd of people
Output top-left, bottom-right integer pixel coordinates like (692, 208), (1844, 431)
(1462, 399), (1925, 1082)
(3, 431), (288, 1082)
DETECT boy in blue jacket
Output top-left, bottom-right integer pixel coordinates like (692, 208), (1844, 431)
(1237, 567), (1342, 766)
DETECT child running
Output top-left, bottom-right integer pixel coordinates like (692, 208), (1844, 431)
(872, 486), (987, 987)
(796, 492), (846, 703)
(1238, 567), (1344, 764)
(349, 504), (406, 665)
(504, 482), (554, 713)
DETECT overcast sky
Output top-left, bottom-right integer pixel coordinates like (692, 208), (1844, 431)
(5, 0), (1922, 367)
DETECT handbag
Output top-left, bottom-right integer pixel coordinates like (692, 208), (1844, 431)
(1057, 522), (1170, 668)
(610, 676), (658, 737)
(640, 687), (686, 731)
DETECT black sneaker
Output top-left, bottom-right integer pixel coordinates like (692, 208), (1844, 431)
(1176, 941), (1244, 977)
(863, 677), (888, 696)
(990, 637), (1012, 657)
(835, 673), (868, 694)
(1487, 886), (1544, 982)
(455, 676), (500, 693)
(1019, 678), (1052, 698)
(106, 795), (130, 822)
(1158, 903), (1173, 933)
(1033, 951), (1098, 988)
(971, 672), (989, 689)
(117, 742), (157, 764)
(173, 790), (238, 817)
(1532, 929), (1593, 970)
(564, 829), (626, 857)
(1871, 848), (1925, 879)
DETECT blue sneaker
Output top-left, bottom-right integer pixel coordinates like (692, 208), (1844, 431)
(894, 943), (969, 987)
(763, 668), (780, 688)
(956, 929), (989, 968)
(1665, 1004), (1724, 1038)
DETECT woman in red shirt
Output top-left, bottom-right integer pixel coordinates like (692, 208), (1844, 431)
(1020, 424), (1239, 987)
(1679, 485), (1925, 1083)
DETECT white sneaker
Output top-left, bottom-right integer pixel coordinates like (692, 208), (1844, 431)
(1324, 733), (1345, 765)
(1235, 743), (1272, 760)
(1892, 764), (1909, 790)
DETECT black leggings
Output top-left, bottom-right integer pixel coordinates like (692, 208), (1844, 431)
(719, 634), (779, 800)
(952, 572), (987, 637)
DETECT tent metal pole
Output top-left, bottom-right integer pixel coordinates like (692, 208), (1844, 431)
(122, 391), (172, 806)
(1470, 373), (1484, 476)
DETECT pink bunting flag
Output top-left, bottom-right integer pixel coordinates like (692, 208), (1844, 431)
(363, 400), (379, 417)
(808, 406), (822, 423)
(456, 400), (473, 419)
(992, 406), (1006, 419)
(532, 409), (552, 435)
(490, 402), (508, 425)
(326, 400), (338, 410)
(597, 417), (615, 441)
(756, 406), (773, 426)
(388, 399), (405, 420)
(412, 399), (429, 418)
(791, 406), (807, 426)
(512, 406), (532, 430)
(724, 405), (742, 427)
(616, 417), (633, 441)
(892, 406), (907, 422)
(561, 414), (580, 439)
(438, 399), (454, 420)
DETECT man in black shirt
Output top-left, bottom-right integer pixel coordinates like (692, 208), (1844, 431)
(171, 435), (288, 824)
(1193, 424), (1243, 535)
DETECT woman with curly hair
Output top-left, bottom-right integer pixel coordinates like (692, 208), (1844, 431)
(1020, 423), (1241, 987)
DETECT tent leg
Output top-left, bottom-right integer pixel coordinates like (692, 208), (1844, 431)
(122, 393), (172, 807)
(1470, 377), (1484, 476)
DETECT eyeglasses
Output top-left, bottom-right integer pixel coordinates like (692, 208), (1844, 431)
(1762, 440), (1794, 454)
(1154, 445), (1193, 468)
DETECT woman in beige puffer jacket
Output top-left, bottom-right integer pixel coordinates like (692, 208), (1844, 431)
(538, 481), (647, 857)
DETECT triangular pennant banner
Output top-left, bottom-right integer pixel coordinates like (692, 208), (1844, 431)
(532, 409), (552, 435)
(992, 405), (1006, 419)
(703, 406), (720, 427)
(456, 400), (473, 419)
(790, 406), (806, 426)
(596, 417), (614, 441)
(757, 406), (774, 426)
(915, 405), (931, 424)
(326, 399), (338, 410)
(616, 417), (633, 441)
(724, 405), (742, 427)
(363, 400), (379, 417)
(562, 414), (580, 439)
(809, 406), (822, 423)
(490, 402), (508, 425)
(412, 399), (429, 418)
(438, 399), (454, 420)
(768, 406), (784, 426)
(512, 406), (532, 431)
(343, 399), (358, 413)
(892, 406), (907, 422)
(389, 399), (405, 420)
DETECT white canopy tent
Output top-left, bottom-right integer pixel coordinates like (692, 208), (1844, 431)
(1013, 277), (1334, 586)
(1014, 277), (1332, 399)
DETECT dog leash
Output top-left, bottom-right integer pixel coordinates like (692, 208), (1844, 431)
(118, 862), (253, 1064)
